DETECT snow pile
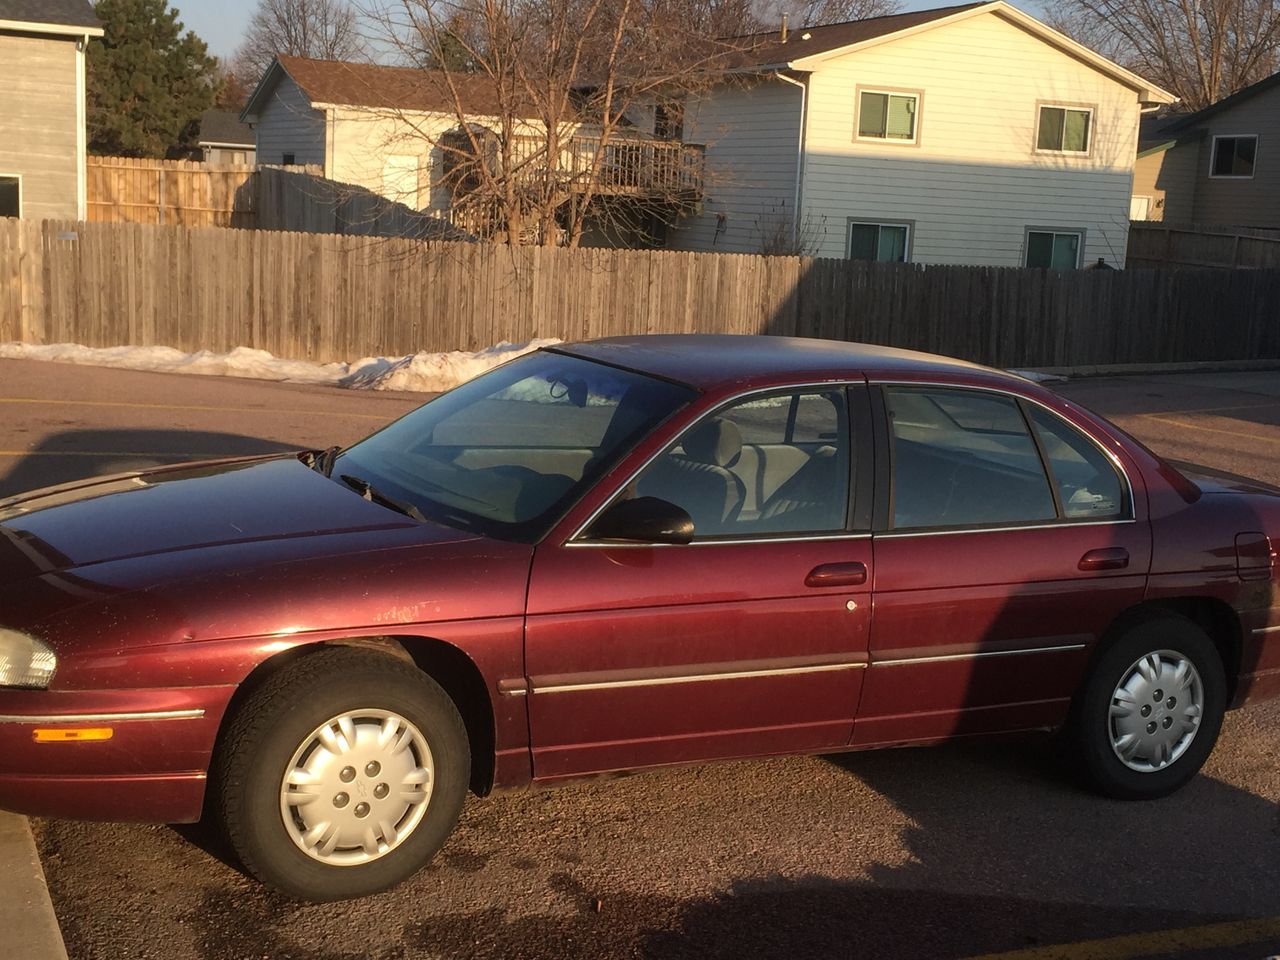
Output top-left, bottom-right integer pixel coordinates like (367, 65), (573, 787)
(0, 339), (561, 393)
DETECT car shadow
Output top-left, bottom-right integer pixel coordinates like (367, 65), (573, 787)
(0, 429), (302, 498)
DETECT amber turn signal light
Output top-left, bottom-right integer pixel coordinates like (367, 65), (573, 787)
(32, 727), (114, 743)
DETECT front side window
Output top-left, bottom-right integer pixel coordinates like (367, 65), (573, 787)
(334, 351), (696, 542)
(887, 388), (1056, 530)
(0, 176), (18, 218)
(1037, 105), (1092, 153)
(1211, 135), (1257, 177)
(849, 221), (910, 262)
(1025, 229), (1081, 269)
(858, 91), (918, 142)
(630, 389), (851, 538)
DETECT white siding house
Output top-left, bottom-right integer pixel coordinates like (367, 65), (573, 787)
(671, 1), (1176, 267)
(0, 0), (103, 220)
(241, 57), (706, 239)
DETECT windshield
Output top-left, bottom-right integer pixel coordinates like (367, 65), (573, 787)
(332, 351), (697, 542)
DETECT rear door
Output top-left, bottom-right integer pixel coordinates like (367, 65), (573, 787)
(855, 384), (1150, 746)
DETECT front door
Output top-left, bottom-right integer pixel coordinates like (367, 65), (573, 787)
(524, 385), (874, 779)
(855, 384), (1150, 746)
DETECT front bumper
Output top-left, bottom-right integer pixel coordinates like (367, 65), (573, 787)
(0, 684), (237, 823)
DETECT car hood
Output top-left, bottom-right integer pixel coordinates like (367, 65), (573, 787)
(0, 455), (468, 580)
(0, 456), (536, 664)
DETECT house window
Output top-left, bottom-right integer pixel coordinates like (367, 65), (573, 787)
(848, 220), (911, 262)
(654, 102), (683, 140)
(1036, 105), (1092, 153)
(857, 90), (918, 142)
(282, 152), (296, 165)
(1210, 135), (1257, 178)
(1025, 229), (1082, 269)
(0, 176), (19, 218)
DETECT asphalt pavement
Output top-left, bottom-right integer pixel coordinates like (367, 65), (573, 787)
(1, 359), (1279, 960)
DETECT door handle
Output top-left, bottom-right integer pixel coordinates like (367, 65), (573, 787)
(1079, 547), (1129, 571)
(805, 562), (867, 588)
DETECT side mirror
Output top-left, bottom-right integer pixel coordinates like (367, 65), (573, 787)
(585, 496), (695, 545)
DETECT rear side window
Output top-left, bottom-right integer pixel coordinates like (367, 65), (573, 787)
(887, 387), (1056, 529)
(1027, 406), (1127, 519)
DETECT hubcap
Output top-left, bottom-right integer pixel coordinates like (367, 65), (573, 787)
(1108, 650), (1203, 773)
(279, 710), (434, 866)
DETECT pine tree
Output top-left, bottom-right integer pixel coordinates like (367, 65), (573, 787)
(88, 0), (220, 157)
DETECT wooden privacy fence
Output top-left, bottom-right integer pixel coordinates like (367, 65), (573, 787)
(3, 218), (1280, 368)
(86, 158), (324, 229)
(1128, 222), (1280, 269)
(253, 167), (472, 241)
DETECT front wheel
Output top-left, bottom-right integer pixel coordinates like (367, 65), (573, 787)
(213, 648), (470, 901)
(1069, 616), (1226, 800)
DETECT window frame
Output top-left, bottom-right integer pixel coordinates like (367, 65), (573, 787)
(1024, 227), (1084, 269)
(1034, 102), (1095, 156)
(567, 382), (875, 546)
(847, 218), (914, 263)
(870, 383), (1134, 536)
(0, 173), (22, 218)
(1209, 134), (1259, 179)
(854, 86), (923, 146)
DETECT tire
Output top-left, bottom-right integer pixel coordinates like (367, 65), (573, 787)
(213, 648), (470, 901)
(1069, 615), (1226, 800)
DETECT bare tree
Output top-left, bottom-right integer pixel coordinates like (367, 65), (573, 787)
(236, 0), (370, 80)
(756, 0), (901, 31)
(362, 0), (745, 246)
(1047, 0), (1280, 111)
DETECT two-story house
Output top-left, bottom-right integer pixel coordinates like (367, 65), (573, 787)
(671, 1), (1175, 267)
(1132, 71), (1280, 229)
(0, 0), (103, 220)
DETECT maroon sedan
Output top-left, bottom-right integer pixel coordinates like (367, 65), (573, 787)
(1, 336), (1277, 900)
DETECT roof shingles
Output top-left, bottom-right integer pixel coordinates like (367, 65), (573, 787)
(717, 2), (989, 69)
(0, 0), (100, 29)
(277, 56), (511, 116)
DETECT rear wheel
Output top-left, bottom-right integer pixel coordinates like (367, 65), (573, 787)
(213, 648), (470, 900)
(1069, 616), (1226, 800)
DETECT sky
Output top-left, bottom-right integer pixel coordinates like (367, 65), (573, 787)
(171, 0), (1050, 61)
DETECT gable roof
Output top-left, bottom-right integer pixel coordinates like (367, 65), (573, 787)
(0, 0), (101, 34)
(198, 110), (255, 148)
(1161, 70), (1280, 133)
(720, 0), (1176, 104)
(719, 2), (986, 69)
(242, 56), (513, 122)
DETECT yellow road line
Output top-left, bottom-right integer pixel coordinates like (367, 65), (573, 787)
(0, 396), (396, 420)
(1138, 402), (1280, 417)
(963, 915), (1280, 960)
(0, 450), (237, 458)
(1139, 415), (1280, 445)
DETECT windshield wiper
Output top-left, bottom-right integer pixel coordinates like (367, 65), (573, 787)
(302, 446), (342, 476)
(338, 474), (427, 522)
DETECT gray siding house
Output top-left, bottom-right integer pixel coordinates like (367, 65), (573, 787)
(195, 110), (257, 166)
(0, 0), (102, 220)
(1133, 71), (1280, 228)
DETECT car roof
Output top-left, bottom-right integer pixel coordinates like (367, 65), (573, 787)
(557, 335), (1021, 391)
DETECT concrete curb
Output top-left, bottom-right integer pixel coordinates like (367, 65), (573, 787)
(0, 813), (67, 960)
(1024, 359), (1280, 379)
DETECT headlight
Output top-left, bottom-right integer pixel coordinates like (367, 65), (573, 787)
(0, 629), (57, 689)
